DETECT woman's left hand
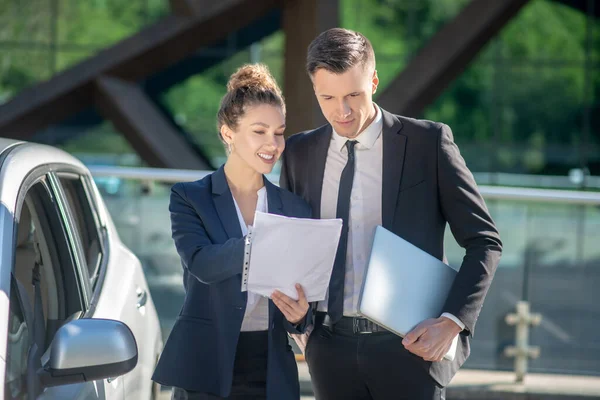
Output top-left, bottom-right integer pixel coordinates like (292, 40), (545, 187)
(272, 284), (309, 325)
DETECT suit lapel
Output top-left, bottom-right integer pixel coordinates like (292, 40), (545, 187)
(308, 126), (332, 218)
(381, 109), (406, 229)
(264, 178), (283, 216)
(211, 166), (243, 239)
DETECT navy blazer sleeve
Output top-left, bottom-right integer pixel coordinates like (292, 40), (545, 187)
(170, 183), (244, 284)
(283, 313), (310, 335)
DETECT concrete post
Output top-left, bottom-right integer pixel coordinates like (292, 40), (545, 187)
(504, 301), (542, 382)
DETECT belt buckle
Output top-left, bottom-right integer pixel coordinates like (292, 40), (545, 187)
(354, 318), (371, 334)
(352, 318), (359, 334)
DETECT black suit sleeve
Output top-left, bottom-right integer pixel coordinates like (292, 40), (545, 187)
(437, 124), (503, 336)
(170, 183), (244, 284)
(279, 148), (292, 191)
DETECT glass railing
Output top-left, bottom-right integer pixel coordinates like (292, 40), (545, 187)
(89, 166), (600, 376)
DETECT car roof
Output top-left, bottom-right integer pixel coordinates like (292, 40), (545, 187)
(0, 139), (89, 215)
(0, 138), (24, 155)
(0, 138), (86, 171)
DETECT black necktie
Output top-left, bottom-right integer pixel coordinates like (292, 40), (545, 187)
(328, 140), (357, 322)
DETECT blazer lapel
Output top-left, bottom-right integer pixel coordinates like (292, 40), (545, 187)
(264, 178), (283, 216)
(211, 166), (243, 239)
(381, 109), (406, 230)
(308, 126), (332, 218)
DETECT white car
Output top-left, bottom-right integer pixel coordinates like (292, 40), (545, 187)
(0, 139), (162, 399)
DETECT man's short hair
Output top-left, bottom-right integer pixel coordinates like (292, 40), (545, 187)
(306, 28), (376, 76)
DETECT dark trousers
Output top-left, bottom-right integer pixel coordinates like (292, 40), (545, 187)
(172, 331), (268, 400)
(306, 317), (445, 400)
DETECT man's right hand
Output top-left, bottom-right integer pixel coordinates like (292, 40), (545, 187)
(402, 317), (461, 362)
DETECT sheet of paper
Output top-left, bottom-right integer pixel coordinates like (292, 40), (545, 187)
(243, 211), (342, 302)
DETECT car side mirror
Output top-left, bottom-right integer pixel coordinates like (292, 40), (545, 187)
(37, 319), (138, 388)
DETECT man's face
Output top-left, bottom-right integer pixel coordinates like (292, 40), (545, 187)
(312, 64), (379, 138)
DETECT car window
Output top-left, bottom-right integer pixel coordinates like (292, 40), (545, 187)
(57, 174), (104, 288)
(6, 178), (87, 398)
(5, 279), (29, 400)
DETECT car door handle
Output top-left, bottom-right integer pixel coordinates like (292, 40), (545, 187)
(136, 287), (148, 308)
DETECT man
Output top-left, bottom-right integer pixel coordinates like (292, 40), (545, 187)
(280, 28), (502, 400)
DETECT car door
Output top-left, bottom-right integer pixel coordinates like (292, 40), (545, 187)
(3, 169), (110, 400)
(48, 171), (126, 400)
(52, 170), (158, 399)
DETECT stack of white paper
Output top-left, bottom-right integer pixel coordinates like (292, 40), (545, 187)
(243, 211), (342, 301)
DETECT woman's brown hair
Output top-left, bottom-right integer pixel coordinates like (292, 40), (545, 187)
(217, 63), (285, 145)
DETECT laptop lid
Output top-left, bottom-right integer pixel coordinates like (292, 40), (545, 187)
(358, 225), (459, 360)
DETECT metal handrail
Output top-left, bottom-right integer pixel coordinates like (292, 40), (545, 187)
(88, 165), (600, 206)
(88, 165), (212, 183)
(477, 186), (600, 205)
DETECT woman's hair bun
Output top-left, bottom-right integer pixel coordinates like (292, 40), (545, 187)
(227, 64), (281, 96)
(217, 63), (285, 136)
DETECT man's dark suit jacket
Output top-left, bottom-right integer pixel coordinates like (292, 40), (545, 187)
(279, 108), (502, 387)
(152, 166), (311, 399)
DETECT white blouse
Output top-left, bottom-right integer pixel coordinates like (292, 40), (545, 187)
(232, 187), (269, 331)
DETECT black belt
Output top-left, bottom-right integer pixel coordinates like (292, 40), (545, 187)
(316, 312), (387, 334)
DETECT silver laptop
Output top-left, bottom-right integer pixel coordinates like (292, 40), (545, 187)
(358, 225), (459, 361)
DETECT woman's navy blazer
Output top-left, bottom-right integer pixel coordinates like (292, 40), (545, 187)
(152, 166), (312, 399)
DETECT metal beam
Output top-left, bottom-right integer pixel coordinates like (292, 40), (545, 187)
(169, 0), (199, 16)
(0, 0), (279, 139)
(144, 9), (280, 96)
(377, 0), (530, 117)
(169, 0), (216, 16)
(283, 0), (339, 136)
(94, 76), (210, 170)
(27, 9), (280, 151)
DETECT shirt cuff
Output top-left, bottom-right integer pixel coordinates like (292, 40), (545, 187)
(441, 312), (465, 331)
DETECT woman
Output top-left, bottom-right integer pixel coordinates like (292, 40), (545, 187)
(152, 64), (311, 400)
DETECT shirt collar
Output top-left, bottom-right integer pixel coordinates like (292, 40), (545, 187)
(257, 186), (268, 212)
(332, 104), (382, 152)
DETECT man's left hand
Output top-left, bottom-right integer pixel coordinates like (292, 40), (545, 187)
(402, 316), (462, 362)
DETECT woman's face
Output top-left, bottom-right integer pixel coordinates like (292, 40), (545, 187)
(222, 104), (286, 175)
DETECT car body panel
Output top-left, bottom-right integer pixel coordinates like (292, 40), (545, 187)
(0, 140), (161, 399)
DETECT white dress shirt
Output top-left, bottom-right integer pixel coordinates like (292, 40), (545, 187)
(232, 187), (269, 331)
(317, 105), (464, 330)
(317, 104), (383, 315)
